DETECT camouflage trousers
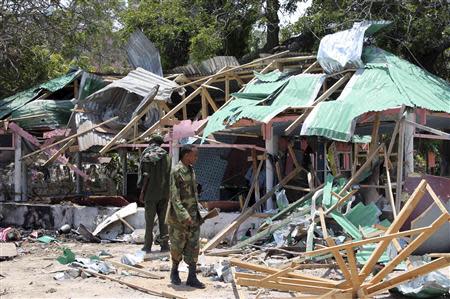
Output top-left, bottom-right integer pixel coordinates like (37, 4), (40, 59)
(144, 197), (169, 250)
(169, 222), (200, 265)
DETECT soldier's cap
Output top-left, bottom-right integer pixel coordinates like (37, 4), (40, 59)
(149, 133), (165, 144)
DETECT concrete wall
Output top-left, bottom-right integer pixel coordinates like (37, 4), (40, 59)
(0, 202), (263, 242)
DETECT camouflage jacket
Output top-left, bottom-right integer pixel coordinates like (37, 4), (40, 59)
(166, 161), (201, 226)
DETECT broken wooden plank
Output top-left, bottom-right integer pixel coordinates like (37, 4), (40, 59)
(285, 72), (352, 135)
(202, 167), (301, 252)
(230, 267), (246, 299)
(230, 258), (338, 284)
(177, 51), (289, 89)
(100, 258), (163, 279)
(365, 257), (450, 296)
(21, 116), (119, 159)
(99, 88), (158, 154)
(117, 215), (135, 232)
(82, 269), (184, 299)
(383, 145), (397, 218)
(43, 138), (75, 167)
(358, 180), (427, 280)
(236, 277), (332, 295)
(368, 213), (449, 285)
(235, 272), (338, 289)
(338, 144), (383, 196)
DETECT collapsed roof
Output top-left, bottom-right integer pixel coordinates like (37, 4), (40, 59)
(75, 67), (185, 151)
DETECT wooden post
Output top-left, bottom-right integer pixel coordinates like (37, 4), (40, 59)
(265, 124), (277, 210)
(14, 133), (22, 201)
(201, 88), (208, 119)
(358, 180), (427, 281)
(181, 94), (187, 120)
(383, 146), (397, 218)
(75, 152), (83, 194)
(120, 149), (128, 196)
(395, 119), (405, 213)
(252, 149), (261, 201)
(404, 109), (415, 176)
(225, 75), (230, 102)
(171, 138), (179, 168)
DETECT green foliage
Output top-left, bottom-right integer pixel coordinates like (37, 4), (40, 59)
(189, 26), (223, 62)
(121, 0), (260, 69)
(0, 0), (128, 98)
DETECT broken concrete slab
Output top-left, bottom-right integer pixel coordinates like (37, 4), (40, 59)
(0, 243), (17, 259)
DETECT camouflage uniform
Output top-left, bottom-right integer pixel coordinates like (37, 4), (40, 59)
(166, 161), (202, 265)
(138, 140), (171, 251)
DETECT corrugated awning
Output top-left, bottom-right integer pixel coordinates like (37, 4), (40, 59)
(202, 72), (325, 137)
(301, 47), (450, 141)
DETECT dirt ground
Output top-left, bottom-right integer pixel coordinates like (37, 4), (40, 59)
(0, 240), (294, 299)
(0, 239), (419, 299)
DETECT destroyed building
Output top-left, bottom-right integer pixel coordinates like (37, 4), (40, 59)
(1, 22), (450, 299)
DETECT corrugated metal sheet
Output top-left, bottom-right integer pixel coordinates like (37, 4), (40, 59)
(170, 56), (240, 76)
(301, 47), (450, 141)
(11, 99), (74, 130)
(0, 69), (82, 119)
(125, 31), (163, 77)
(202, 71), (325, 137)
(76, 68), (184, 151)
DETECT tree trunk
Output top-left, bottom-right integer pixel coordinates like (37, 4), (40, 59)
(263, 0), (280, 51)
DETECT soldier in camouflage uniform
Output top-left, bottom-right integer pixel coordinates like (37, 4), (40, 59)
(167, 145), (205, 289)
(138, 133), (171, 253)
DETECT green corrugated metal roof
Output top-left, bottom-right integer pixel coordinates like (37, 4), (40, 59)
(301, 47), (450, 141)
(0, 69), (82, 119)
(253, 69), (287, 82)
(11, 99), (74, 130)
(203, 71), (325, 137)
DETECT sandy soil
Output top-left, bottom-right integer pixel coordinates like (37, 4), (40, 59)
(0, 238), (409, 299)
(1, 239), (296, 299)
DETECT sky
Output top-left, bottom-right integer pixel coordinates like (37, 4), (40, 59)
(279, 0), (312, 27)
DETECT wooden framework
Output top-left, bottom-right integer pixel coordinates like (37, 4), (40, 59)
(231, 180), (450, 297)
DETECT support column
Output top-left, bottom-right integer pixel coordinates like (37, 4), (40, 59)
(264, 124), (278, 210)
(21, 158), (27, 201)
(171, 139), (179, 168)
(395, 120), (405, 213)
(14, 133), (22, 201)
(404, 109), (415, 177)
(75, 152), (83, 194)
(120, 149), (128, 196)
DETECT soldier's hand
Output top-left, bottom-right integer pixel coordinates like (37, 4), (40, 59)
(185, 217), (193, 226)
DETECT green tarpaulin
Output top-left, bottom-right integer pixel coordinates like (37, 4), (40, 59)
(301, 47), (450, 141)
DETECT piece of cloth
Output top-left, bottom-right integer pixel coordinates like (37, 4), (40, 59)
(139, 144), (171, 249)
(169, 222), (200, 264)
(167, 161), (203, 264)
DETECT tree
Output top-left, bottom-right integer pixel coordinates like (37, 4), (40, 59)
(120, 0), (261, 69)
(0, 0), (127, 98)
(288, 0), (450, 79)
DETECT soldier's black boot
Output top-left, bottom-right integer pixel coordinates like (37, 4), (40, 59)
(160, 241), (170, 252)
(186, 264), (205, 289)
(170, 262), (181, 285)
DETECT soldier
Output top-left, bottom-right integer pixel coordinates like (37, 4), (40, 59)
(138, 133), (171, 253)
(167, 145), (205, 289)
